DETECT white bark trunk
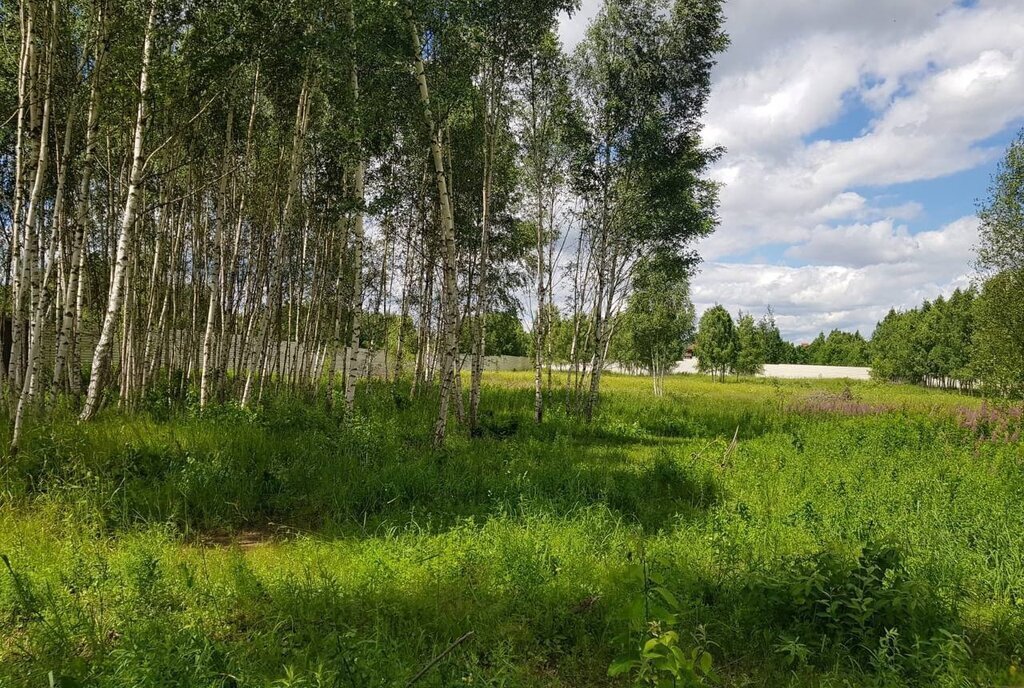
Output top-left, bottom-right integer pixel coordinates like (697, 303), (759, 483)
(80, 1), (156, 421)
(407, 8), (460, 445)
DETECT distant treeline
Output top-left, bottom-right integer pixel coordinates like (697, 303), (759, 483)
(683, 305), (871, 382)
(872, 275), (1024, 396)
(754, 316), (872, 367)
(873, 127), (1024, 397)
(871, 289), (976, 389)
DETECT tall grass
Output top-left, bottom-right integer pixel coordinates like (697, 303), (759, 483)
(1, 374), (1022, 686)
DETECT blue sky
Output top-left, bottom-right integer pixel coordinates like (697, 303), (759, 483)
(561, 0), (1024, 341)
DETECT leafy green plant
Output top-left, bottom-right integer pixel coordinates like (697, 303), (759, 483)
(773, 634), (810, 668)
(751, 540), (959, 676)
(609, 558), (715, 686)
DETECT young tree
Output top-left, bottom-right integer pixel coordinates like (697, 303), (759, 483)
(616, 255), (694, 395)
(521, 29), (574, 424)
(756, 307), (787, 364)
(871, 309), (926, 384)
(973, 267), (1024, 397)
(921, 290), (976, 388)
(734, 311), (764, 376)
(79, 0), (157, 422)
(406, 6), (463, 444)
(695, 305), (736, 382)
(971, 129), (1024, 397)
(465, 0), (572, 433)
(571, 0), (727, 419)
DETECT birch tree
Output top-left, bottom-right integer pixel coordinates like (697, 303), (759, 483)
(571, 0), (725, 419)
(80, 0), (156, 421)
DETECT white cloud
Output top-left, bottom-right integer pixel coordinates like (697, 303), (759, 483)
(690, 0), (1024, 338)
(692, 217), (980, 340)
(702, 0), (1024, 256)
(785, 216), (977, 268)
(557, 0), (1024, 340)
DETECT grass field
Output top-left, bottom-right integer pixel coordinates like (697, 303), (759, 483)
(1, 372), (1023, 687)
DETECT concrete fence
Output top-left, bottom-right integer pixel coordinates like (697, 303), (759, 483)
(47, 323), (873, 382)
(669, 359), (871, 380)
(555, 358), (872, 381)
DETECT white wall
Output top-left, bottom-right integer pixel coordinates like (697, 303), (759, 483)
(670, 359), (870, 380)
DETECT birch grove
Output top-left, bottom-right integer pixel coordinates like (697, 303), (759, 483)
(0, 0), (725, 447)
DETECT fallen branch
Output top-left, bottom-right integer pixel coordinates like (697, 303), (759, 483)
(406, 631), (475, 686)
(721, 425), (740, 466)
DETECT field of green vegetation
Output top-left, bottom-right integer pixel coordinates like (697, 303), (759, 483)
(2, 373), (1023, 687)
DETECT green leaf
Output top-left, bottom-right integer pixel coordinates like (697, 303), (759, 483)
(607, 656), (639, 677)
(643, 637), (665, 655)
(654, 586), (680, 609)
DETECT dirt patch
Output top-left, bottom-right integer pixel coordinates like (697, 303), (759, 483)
(193, 527), (291, 550)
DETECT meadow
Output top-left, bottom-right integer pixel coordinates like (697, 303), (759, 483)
(1, 372), (1023, 687)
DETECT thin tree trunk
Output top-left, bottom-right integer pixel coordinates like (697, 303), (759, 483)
(343, 1), (366, 412)
(80, 1), (156, 421)
(11, 0), (58, 450)
(407, 7), (460, 445)
(54, 16), (104, 395)
(200, 112), (233, 408)
(470, 119), (495, 432)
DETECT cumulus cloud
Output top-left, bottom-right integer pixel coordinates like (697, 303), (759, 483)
(785, 216), (977, 268)
(558, 0), (1024, 340)
(703, 1), (1024, 236)
(693, 217), (979, 340)
(692, 0), (1024, 338)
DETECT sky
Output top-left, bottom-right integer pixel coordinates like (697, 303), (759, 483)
(558, 0), (1024, 341)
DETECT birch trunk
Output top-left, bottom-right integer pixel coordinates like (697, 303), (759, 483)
(407, 7), (460, 445)
(6, 4), (33, 389)
(342, 155), (364, 407)
(200, 112), (233, 408)
(532, 163), (546, 425)
(469, 125), (494, 432)
(12, 0), (57, 449)
(53, 17), (104, 394)
(343, 1), (366, 413)
(80, 1), (156, 421)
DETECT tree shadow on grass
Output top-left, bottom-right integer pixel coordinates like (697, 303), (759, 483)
(481, 385), (784, 445)
(7, 385), (732, 536)
(7, 421), (725, 537)
(329, 439), (723, 535)
(9, 530), (1022, 688)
